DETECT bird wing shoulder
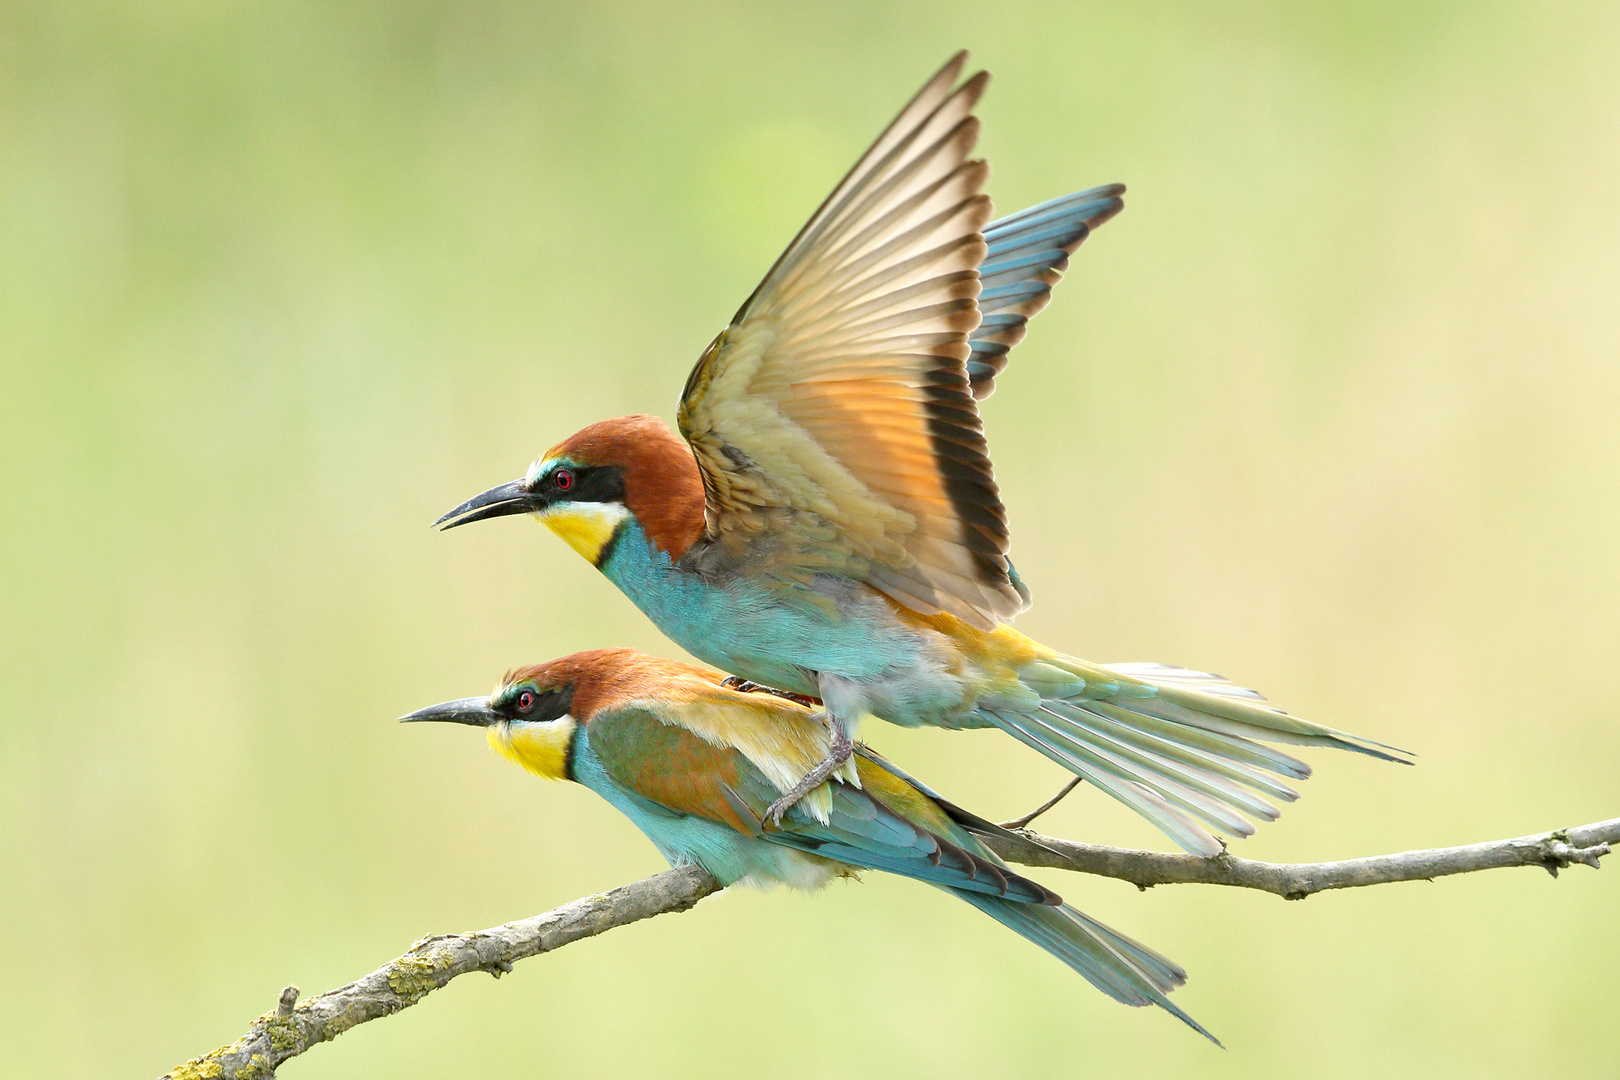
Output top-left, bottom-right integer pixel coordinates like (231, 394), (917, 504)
(585, 694), (835, 833)
(585, 703), (770, 837)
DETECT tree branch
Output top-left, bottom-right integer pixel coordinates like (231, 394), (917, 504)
(162, 817), (1615, 1079)
(998, 776), (1084, 830)
(987, 817), (1619, 899)
(161, 864), (721, 1080)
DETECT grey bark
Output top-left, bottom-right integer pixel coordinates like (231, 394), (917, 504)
(162, 865), (722, 1080)
(161, 816), (1615, 1079)
(986, 816), (1620, 899)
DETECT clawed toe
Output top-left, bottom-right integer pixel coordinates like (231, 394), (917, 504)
(762, 798), (791, 830)
(760, 728), (856, 828)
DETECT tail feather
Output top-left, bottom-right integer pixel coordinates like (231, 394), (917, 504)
(1010, 706), (1265, 841)
(1027, 706), (1262, 835)
(1085, 699), (1310, 792)
(1103, 661), (1413, 762)
(1045, 699), (1295, 817)
(989, 656), (1413, 856)
(987, 707), (1222, 855)
(1125, 691), (1412, 763)
(1104, 661), (1268, 699)
(950, 887), (1219, 1044)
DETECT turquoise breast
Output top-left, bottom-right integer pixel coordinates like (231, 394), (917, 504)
(597, 520), (921, 696)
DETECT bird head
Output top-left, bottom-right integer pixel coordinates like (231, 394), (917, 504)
(435, 414), (705, 566)
(401, 648), (725, 781)
(400, 659), (583, 781)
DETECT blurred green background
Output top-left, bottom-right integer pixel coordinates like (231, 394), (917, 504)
(3, 3), (1618, 1077)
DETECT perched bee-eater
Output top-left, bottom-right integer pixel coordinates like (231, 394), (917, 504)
(404, 648), (1217, 1041)
(438, 53), (1408, 846)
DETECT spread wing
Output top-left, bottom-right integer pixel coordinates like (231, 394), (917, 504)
(677, 52), (1022, 630)
(968, 185), (1125, 399)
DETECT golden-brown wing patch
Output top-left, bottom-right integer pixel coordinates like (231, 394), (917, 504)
(678, 52), (1024, 630)
(587, 690), (839, 825)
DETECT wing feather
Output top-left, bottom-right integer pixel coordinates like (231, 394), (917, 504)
(679, 52), (1022, 629)
(967, 184), (1126, 398)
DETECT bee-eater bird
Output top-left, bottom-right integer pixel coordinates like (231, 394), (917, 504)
(403, 648), (1217, 1041)
(437, 52), (1409, 847)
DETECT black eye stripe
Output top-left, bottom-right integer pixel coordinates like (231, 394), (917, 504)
(542, 464), (626, 505)
(502, 683), (574, 724)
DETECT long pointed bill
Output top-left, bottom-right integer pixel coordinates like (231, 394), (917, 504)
(434, 479), (537, 530)
(399, 697), (500, 726)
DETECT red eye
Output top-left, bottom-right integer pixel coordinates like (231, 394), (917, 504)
(516, 690), (537, 713)
(553, 468), (575, 492)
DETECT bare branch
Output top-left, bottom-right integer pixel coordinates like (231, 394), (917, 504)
(160, 864), (721, 1080)
(987, 817), (1619, 899)
(998, 776), (1084, 830)
(161, 817), (1615, 1078)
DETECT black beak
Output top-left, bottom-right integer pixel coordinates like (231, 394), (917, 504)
(399, 697), (500, 727)
(434, 479), (538, 530)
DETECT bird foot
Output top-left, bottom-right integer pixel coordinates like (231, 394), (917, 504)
(762, 723), (854, 828)
(720, 675), (822, 709)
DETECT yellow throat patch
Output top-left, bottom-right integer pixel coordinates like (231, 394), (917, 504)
(538, 502), (630, 565)
(489, 717), (576, 781)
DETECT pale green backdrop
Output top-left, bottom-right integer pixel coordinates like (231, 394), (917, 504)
(2, 3), (1617, 1078)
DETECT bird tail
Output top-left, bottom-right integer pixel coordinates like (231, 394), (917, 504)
(948, 887), (1217, 1044)
(982, 655), (1413, 857)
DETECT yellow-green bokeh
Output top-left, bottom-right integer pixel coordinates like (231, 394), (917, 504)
(2, 3), (1617, 1077)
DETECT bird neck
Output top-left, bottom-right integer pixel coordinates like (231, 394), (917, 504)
(619, 455), (705, 561)
(592, 515), (709, 620)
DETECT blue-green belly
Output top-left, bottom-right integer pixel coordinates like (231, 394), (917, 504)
(598, 522), (935, 706)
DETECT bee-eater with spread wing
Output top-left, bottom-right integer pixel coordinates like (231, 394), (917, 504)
(403, 648), (1218, 1041)
(437, 52), (1409, 847)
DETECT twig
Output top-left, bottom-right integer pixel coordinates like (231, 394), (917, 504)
(999, 777), (1084, 829)
(161, 864), (721, 1080)
(161, 817), (1615, 1078)
(986, 817), (1619, 899)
